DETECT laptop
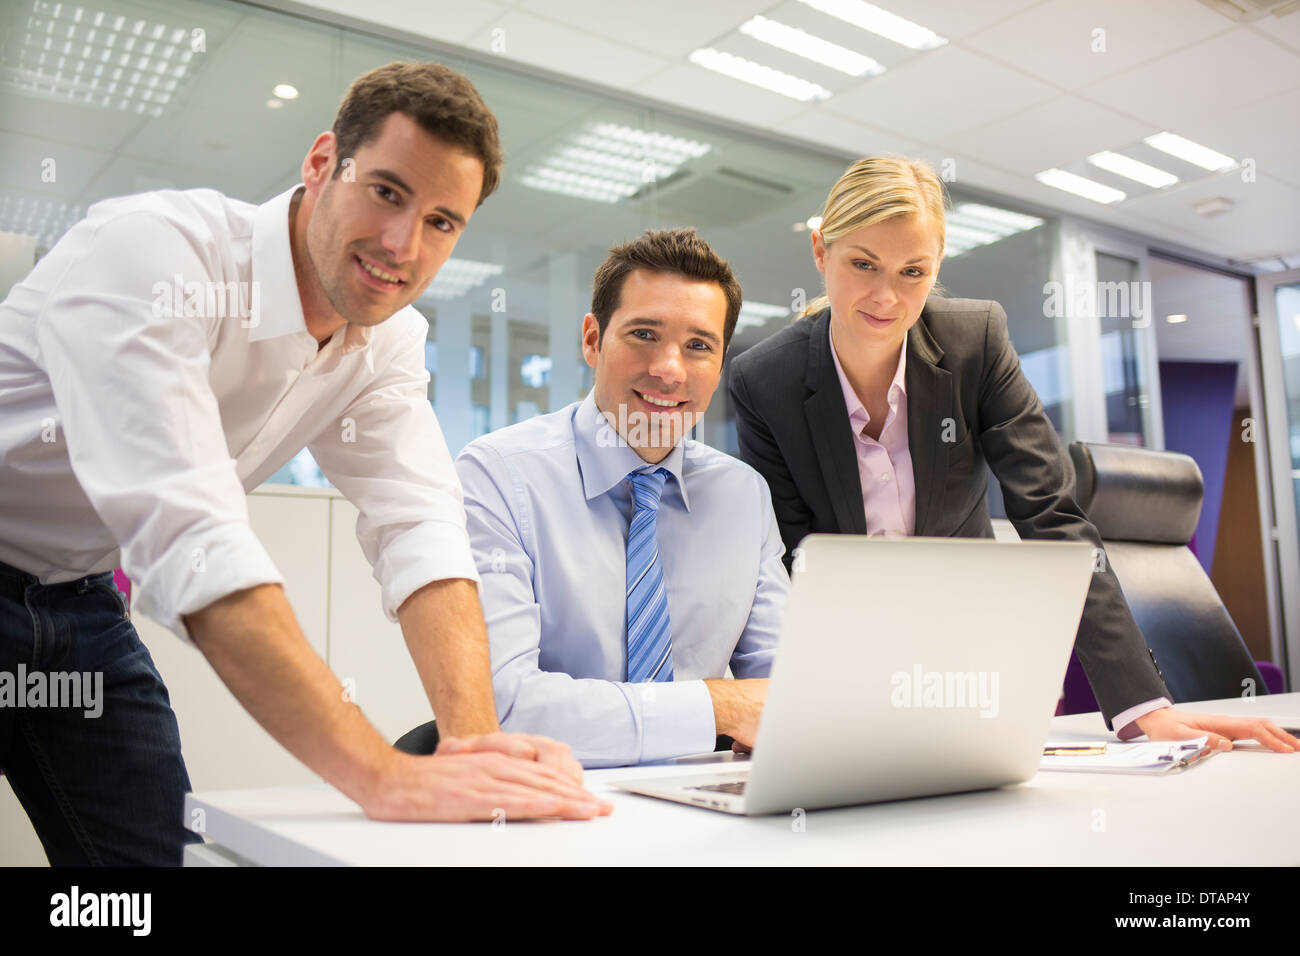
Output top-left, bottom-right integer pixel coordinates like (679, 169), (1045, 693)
(612, 534), (1096, 814)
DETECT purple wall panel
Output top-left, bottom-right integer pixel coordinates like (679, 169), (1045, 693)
(1158, 360), (1238, 573)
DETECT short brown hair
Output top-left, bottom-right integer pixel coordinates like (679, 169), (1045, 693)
(331, 61), (503, 206)
(590, 228), (743, 350)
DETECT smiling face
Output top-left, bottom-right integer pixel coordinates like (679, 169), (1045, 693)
(582, 269), (728, 464)
(812, 214), (942, 359)
(295, 111), (484, 335)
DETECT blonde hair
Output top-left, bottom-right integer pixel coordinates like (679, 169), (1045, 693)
(802, 156), (947, 318)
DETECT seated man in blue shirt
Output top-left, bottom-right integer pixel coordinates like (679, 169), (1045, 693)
(454, 229), (788, 767)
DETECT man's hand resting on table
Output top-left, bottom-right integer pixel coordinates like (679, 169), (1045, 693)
(436, 732), (585, 784)
(360, 746), (610, 822)
(1134, 706), (1299, 753)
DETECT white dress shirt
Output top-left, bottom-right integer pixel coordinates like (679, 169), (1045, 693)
(456, 393), (788, 767)
(0, 185), (477, 638)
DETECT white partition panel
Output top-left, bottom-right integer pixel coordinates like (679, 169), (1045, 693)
(326, 496), (434, 746)
(144, 488), (332, 793)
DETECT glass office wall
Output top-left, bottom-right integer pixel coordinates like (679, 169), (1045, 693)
(1, 0), (1070, 486)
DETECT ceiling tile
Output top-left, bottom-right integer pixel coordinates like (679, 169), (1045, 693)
(944, 95), (1152, 176)
(1249, 10), (1300, 56)
(859, 0), (1044, 41)
(635, 63), (809, 129)
(1180, 87), (1300, 190)
(517, 0), (769, 59)
(463, 11), (669, 89)
(827, 45), (1057, 142)
(302, 0), (505, 44)
(1121, 172), (1300, 262)
(1079, 28), (1300, 129)
(780, 108), (924, 157)
(964, 0), (1229, 88)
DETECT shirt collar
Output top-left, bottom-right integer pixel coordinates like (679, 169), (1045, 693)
(828, 322), (908, 429)
(574, 391), (690, 511)
(249, 184), (373, 355)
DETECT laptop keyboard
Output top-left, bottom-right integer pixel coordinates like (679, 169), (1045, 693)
(691, 780), (747, 795)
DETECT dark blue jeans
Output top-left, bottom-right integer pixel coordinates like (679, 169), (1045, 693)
(0, 559), (200, 865)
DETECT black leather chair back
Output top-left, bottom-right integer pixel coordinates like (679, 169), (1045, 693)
(1070, 441), (1266, 702)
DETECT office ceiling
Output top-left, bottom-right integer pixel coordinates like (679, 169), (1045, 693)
(284, 0), (1300, 272)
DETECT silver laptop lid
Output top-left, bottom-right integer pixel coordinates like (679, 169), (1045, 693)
(743, 535), (1096, 814)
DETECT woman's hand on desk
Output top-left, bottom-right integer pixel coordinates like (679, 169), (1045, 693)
(437, 731), (585, 784)
(361, 748), (612, 823)
(1134, 707), (1299, 753)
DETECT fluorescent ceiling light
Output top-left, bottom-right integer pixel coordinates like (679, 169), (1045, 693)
(0, 193), (85, 249)
(941, 203), (1043, 258)
(272, 83), (298, 99)
(1144, 132), (1236, 172)
(689, 47), (831, 102)
(738, 15), (884, 77)
(1087, 151), (1178, 188)
(1, 3), (194, 118)
(737, 301), (793, 331)
(950, 203), (1043, 233)
(1165, 313), (1188, 324)
(794, 0), (947, 50)
(1034, 168), (1126, 204)
(420, 258), (503, 301)
(521, 122), (712, 204)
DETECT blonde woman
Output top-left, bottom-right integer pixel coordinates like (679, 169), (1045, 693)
(728, 156), (1297, 753)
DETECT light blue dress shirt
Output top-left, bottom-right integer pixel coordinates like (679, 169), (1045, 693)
(455, 392), (789, 768)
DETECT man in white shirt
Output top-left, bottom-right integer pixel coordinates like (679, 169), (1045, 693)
(0, 61), (607, 866)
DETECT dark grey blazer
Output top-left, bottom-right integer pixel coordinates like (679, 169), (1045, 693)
(728, 298), (1169, 727)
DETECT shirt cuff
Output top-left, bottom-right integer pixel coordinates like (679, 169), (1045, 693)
(626, 679), (717, 764)
(373, 519), (481, 622)
(1114, 698), (1173, 740)
(132, 522), (284, 641)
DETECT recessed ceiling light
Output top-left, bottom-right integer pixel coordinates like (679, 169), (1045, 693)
(1144, 132), (1236, 172)
(519, 122), (712, 204)
(273, 83), (298, 100)
(794, 0), (947, 50)
(688, 47), (832, 102)
(1166, 313), (1188, 324)
(1, 4), (192, 118)
(737, 301), (793, 331)
(265, 98), (283, 109)
(1087, 151), (1178, 189)
(1034, 168), (1126, 204)
(806, 215), (824, 230)
(738, 16), (885, 77)
(418, 258), (504, 301)
(943, 202), (1044, 256)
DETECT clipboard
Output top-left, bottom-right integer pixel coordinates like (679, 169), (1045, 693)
(1039, 735), (1215, 774)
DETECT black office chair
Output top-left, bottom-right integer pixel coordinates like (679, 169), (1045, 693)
(1068, 441), (1267, 703)
(394, 719), (439, 755)
(393, 718), (734, 755)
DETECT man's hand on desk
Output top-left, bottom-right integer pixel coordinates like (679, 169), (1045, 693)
(1134, 706), (1299, 753)
(436, 731), (584, 784)
(361, 748), (611, 822)
(705, 678), (768, 750)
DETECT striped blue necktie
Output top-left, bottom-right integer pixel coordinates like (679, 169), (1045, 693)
(625, 467), (673, 683)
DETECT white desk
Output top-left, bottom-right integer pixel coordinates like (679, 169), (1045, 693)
(184, 693), (1300, 866)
